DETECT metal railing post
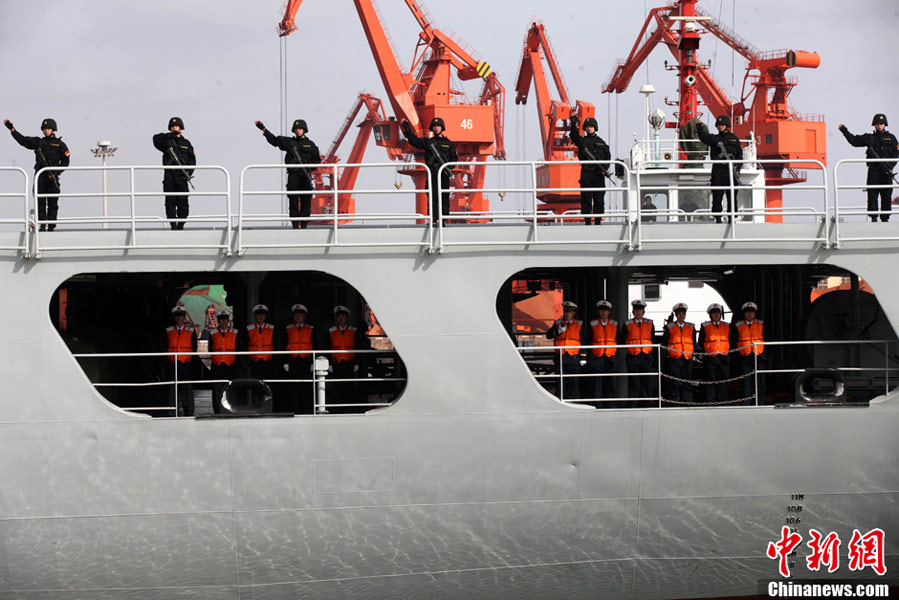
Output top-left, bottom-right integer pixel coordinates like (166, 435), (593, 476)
(559, 346), (565, 402)
(656, 345), (662, 408)
(224, 167), (233, 255)
(832, 161), (842, 248)
(173, 353), (179, 417)
(129, 167), (137, 247)
(754, 344), (759, 406)
(729, 161), (737, 239)
(332, 165), (339, 242)
(531, 162), (539, 241)
(885, 341), (890, 396)
(635, 163), (642, 250)
(32, 174), (40, 255)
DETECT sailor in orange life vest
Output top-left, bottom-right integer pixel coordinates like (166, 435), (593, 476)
(165, 302), (197, 416)
(662, 303), (696, 403)
(327, 306), (360, 407)
(208, 309), (240, 414)
(546, 300), (583, 401)
(285, 303), (316, 414)
(246, 304), (278, 405)
(697, 303), (731, 403)
(587, 299), (618, 407)
(618, 299), (655, 405)
(732, 301), (766, 405)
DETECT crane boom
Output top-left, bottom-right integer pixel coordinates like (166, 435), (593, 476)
(513, 21), (595, 210)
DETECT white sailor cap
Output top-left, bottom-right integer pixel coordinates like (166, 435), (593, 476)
(215, 309), (231, 319)
(707, 303), (723, 313)
(742, 301), (758, 312)
(291, 303), (308, 314)
(562, 300), (578, 311)
(171, 302), (187, 314)
(672, 302), (688, 313)
(333, 305), (350, 315)
(252, 304), (269, 313)
(596, 299), (612, 310)
(631, 299), (647, 309)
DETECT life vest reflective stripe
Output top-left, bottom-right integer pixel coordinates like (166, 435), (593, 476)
(247, 324), (274, 361)
(329, 326), (357, 362)
(166, 326), (193, 364)
(736, 320), (764, 356)
(702, 321), (730, 355)
(209, 328), (238, 366)
(552, 319), (583, 356)
(589, 319), (618, 357)
(286, 324), (314, 358)
(625, 319), (653, 355)
(666, 322), (695, 359)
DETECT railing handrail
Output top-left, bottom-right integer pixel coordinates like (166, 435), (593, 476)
(0, 167), (29, 255)
(3, 158), (898, 257)
(31, 164), (232, 258)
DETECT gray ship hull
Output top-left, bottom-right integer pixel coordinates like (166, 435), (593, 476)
(1, 226), (897, 598)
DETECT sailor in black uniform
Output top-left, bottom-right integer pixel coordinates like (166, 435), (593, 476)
(255, 119), (321, 229)
(4, 118), (70, 231)
(569, 115), (611, 224)
(839, 114), (899, 222)
(697, 115), (743, 223)
(400, 117), (458, 224)
(153, 117), (196, 230)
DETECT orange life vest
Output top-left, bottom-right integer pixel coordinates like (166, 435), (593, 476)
(666, 322), (695, 359)
(329, 325), (357, 362)
(247, 323), (275, 362)
(589, 319), (618, 357)
(624, 319), (654, 355)
(735, 319), (764, 356)
(702, 321), (730, 355)
(286, 323), (314, 358)
(552, 319), (583, 356)
(166, 326), (194, 364)
(209, 327), (238, 366)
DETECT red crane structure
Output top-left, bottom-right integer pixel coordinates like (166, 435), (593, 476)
(310, 93), (391, 220)
(603, 0), (826, 222)
(279, 0), (505, 220)
(514, 22), (595, 212)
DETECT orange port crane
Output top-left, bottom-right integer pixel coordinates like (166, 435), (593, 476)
(279, 0), (505, 219)
(514, 22), (595, 212)
(310, 93), (391, 220)
(603, 0), (826, 221)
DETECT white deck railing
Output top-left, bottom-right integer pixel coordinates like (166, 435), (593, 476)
(0, 167), (29, 254)
(0, 158), (896, 256)
(73, 348), (405, 417)
(518, 339), (896, 408)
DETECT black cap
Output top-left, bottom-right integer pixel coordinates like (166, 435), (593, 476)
(872, 113), (888, 126)
(168, 117), (185, 130)
(430, 117), (445, 130)
(715, 115), (731, 128)
(583, 117), (598, 130)
(41, 118), (57, 131)
(292, 119), (308, 133)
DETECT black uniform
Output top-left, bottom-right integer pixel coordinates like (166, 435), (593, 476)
(263, 130), (321, 229)
(152, 132), (196, 230)
(839, 126), (898, 222)
(697, 124), (743, 221)
(10, 130), (70, 231)
(569, 122), (611, 225)
(401, 122), (458, 223)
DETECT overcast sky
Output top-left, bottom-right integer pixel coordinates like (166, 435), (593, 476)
(1, 0), (897, 221)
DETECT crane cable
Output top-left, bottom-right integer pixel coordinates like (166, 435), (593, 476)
(279, 36), (289, 220)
